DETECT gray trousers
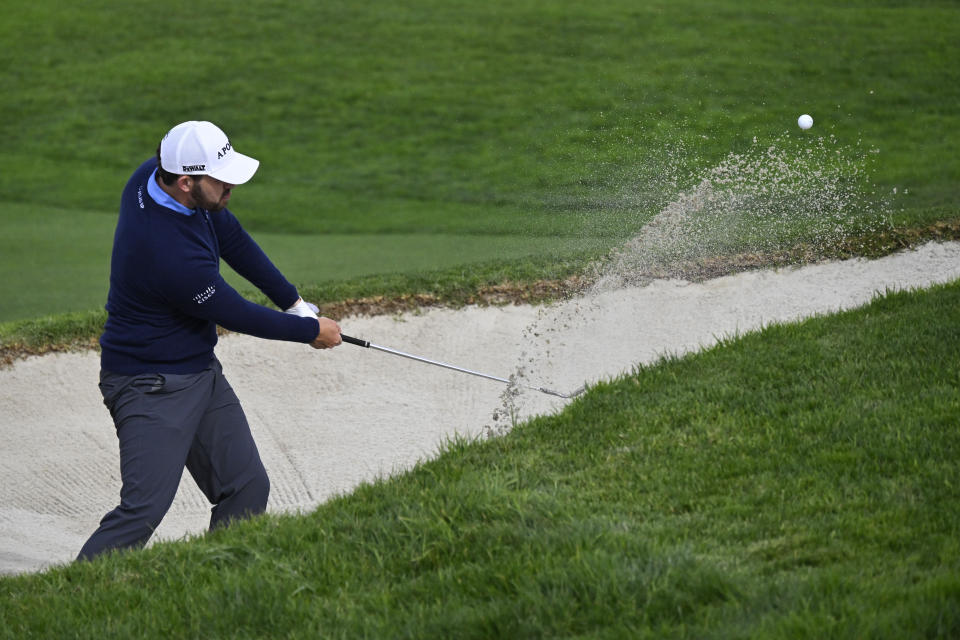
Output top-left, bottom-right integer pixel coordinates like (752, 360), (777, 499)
(78, 358), (270, 561)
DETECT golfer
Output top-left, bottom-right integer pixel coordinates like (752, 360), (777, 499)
(78, 121), (341, 561)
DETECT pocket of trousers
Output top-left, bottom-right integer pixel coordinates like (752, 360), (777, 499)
(99, 372), (166, 415)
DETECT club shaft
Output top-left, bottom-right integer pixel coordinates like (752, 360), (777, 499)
(340, 333), (583, 398)
(367, 343), (511, 385)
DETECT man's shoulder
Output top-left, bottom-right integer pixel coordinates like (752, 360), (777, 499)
(120, 159), (158, 208)
(126, 158), (157, 187)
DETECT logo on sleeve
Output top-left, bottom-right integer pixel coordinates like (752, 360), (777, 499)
(192, 284), (216, 305)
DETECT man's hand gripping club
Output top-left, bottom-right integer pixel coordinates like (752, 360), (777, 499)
(285, 298), (342, 349)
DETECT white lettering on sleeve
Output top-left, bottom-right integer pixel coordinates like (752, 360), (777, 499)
(192, 284), (216, 305)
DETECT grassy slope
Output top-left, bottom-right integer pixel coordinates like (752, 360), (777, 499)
(0, 0), (958, 321)
(2, 0), (956, 224)
(2, 281), (958, 638)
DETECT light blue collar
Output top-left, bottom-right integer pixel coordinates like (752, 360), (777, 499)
(147, 168), (196, 216)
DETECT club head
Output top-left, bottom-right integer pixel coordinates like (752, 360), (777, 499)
(538, 385), (586, 399)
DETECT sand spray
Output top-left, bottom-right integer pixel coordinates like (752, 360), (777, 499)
(485, 134), (894, 435)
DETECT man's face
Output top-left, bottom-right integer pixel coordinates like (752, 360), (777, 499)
(189, 176), (234, 212)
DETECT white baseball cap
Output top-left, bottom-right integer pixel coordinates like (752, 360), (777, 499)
(159, 121), (260, 185)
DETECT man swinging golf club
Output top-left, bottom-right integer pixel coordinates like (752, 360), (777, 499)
(78, 121), (341, 561)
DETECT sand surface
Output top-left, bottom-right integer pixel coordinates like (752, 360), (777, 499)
(2, 241), (958, 575)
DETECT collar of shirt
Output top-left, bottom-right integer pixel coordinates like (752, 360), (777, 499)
(146, 168), (196, 216)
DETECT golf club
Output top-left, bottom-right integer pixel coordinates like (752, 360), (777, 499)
(340, 334), (586, 399)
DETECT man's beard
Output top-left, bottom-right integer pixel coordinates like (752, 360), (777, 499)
(190, 181), (229, 212)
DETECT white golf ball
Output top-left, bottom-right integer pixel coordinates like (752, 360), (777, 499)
(798, 114), (813, 130)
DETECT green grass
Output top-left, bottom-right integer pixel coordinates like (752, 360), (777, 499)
(0, 202), (607, 322)
(1, 0), (958, 325)
(3, 280), (958, 638)
(3, 0), (957, 226)
(0, 204), (113, 322)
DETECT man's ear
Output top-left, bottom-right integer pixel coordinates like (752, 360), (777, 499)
(176, 175), (194, 194)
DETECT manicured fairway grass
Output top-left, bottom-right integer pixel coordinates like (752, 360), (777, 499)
(2, 280), (958, 638)
(0, 203), (607, 322)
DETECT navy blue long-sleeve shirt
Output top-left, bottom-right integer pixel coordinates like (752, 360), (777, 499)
(99, 158), (318, 374)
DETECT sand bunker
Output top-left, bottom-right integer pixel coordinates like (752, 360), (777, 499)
(2, 241), (959, 575)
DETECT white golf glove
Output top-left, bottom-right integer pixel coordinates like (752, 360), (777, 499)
(284, 298), (319, 319)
